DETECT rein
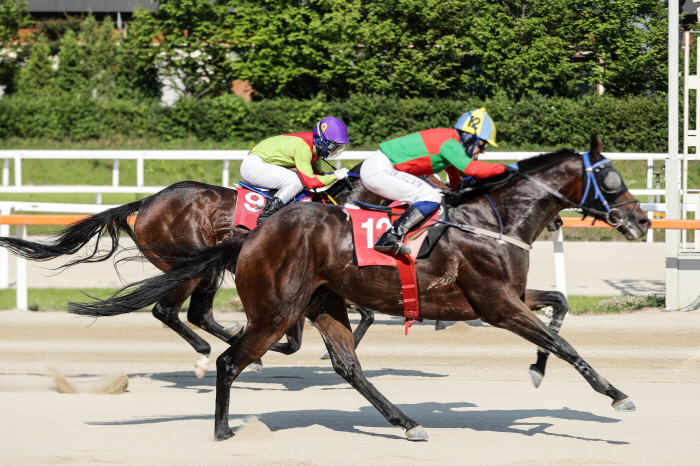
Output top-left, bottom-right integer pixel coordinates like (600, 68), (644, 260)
(515, 151), (638, 228)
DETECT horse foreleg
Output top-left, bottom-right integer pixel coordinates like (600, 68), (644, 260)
(309, 293), (426, 440)
(485, 297), (634, 412)
(320, 303), (375, 359)
(152, 280), (214, 379)
(523, 289), (569, 387)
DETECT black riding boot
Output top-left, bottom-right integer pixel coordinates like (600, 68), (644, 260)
(374, 205), (428, 255)
(257, 197), (285, 225)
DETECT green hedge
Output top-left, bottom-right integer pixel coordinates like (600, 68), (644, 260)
(0, 93), (669, 152)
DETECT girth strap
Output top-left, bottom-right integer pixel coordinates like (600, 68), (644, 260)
(396, 254), (422, 335)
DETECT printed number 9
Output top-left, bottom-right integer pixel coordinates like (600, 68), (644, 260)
(244, 192), (265, 212)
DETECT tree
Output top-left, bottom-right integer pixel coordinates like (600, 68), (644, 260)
(115, 6), (161, 100)
(224, 0), (669, 99)
(149, 0), (235, 99)
(81, 14), (119, 97)
(15, 34), (54, 94)
(55, 28), (89, 93)
(0, 0), (32, 94)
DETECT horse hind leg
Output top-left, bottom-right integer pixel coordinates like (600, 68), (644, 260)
(320, 303), (374, 360)
(524, 290), (569, 388)
(152, 279), (213, 379)
(309, 292), (425, 440)
(186, 282), (262, 373)
(214, 318), (300, 440)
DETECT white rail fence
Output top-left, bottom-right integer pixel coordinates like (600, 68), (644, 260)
(0, 150), (692, 310)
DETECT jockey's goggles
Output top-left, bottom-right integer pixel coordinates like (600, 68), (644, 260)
(326, 142), (346, 159)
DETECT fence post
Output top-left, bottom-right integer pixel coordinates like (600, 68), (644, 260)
(16, 224), (27, 310)
(647, 156), (654, 243)
(14, 153), (21, 187)
(137, 154), (144, 187)
(222, 160), (229, 186)
(95, 193), (102, 205)
(552, 229), (568, 298)
(112, 159), (120, 187)
(0, 204), (10, 289)
(2, 159), (9, 186)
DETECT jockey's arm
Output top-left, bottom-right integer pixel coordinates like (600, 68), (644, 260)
(294, 147), (337, 189)
(440, 139), (505, 181)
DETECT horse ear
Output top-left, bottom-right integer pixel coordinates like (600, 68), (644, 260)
(589, 134), (603, 156)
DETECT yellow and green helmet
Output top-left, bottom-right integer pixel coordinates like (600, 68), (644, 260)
(454, 107), (498, 148)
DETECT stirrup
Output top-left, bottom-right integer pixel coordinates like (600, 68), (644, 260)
(374, 234), (411, 255)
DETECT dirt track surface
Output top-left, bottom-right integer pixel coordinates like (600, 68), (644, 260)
(1, 309), (698, 466)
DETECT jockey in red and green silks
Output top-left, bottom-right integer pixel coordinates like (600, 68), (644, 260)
(240, 116), (350, 224)
(361, 108), (516, 255)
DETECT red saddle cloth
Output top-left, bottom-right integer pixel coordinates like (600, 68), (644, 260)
(233, 186), (312, 230)
(233, 187), (266, 230)
(345, 203), (438, 334)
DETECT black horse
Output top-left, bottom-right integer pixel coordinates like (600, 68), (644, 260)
(68, 136), (648, 440)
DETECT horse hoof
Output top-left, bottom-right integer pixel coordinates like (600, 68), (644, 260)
(320, 350), (330, 360)
(405, 425), (428, 441)
(528, 367), (544, 388)
(194, 353), (210, 379)
(613, 398), (636, 412)
(223, 323), (243, 337)
(215, 429), (235, 441)
(248, 359), (263, 373)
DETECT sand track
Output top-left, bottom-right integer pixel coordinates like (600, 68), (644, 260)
(1, 309), (698, 466)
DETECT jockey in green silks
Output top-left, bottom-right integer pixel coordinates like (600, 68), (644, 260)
(360, 108), (516, 255)
(240, 116), (350, 224)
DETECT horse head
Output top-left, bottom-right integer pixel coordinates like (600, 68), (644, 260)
(580, 135), (650, 240)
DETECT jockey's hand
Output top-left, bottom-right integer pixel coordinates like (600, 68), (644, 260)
(504, 164), (518, 174)
(335, 168), (350, 180)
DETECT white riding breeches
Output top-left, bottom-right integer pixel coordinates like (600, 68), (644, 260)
(360, 150), (443, 204)
(240, 154), (304, 203)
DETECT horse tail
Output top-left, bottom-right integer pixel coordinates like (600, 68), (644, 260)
(68, 233), (248, 318)
(0, 199), (144, 268)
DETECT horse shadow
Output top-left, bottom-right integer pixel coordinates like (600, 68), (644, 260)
(131, 366), (447, 394)
(87, 401), (627, 444)
(100, 366), (626, 444)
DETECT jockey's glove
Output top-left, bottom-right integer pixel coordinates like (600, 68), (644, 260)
(504, 164), (518, 174)
(335, 168), (350, 180)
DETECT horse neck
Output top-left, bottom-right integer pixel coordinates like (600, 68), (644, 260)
(452, 157), (584, 245)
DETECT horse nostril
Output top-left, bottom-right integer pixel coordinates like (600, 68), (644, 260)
(639, 218), (651, 229)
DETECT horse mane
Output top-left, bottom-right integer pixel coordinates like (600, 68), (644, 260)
(444, 148), (579, 206)
(515, 148), (578, 173)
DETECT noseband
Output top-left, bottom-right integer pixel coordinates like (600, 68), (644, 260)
(516, 152), (639, 228)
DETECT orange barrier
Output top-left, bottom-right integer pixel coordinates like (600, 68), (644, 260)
(0, 214), (697, 230)
(561, 217), (700, 230)
(0, 215), (136, 226)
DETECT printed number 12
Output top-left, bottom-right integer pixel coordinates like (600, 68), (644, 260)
(360, 218), (392, 248)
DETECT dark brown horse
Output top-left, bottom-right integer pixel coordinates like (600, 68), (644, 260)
(0, 166), (383, 376)
(68, 137), (649, 440)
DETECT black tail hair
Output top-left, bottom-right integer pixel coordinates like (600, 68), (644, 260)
(0, 199), (144, 269)
(68, 234), (248, 317)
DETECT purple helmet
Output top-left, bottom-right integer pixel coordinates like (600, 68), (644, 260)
(314, 116), (349, 143)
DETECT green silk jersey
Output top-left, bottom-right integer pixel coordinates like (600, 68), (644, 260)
(249, 133), (337, 189)
(378, 128), (505, 187)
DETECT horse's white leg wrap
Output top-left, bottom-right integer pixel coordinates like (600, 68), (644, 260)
(194, 353), (210, 379)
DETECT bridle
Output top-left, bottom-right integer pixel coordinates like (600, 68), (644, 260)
(514, 151), (640, 228)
